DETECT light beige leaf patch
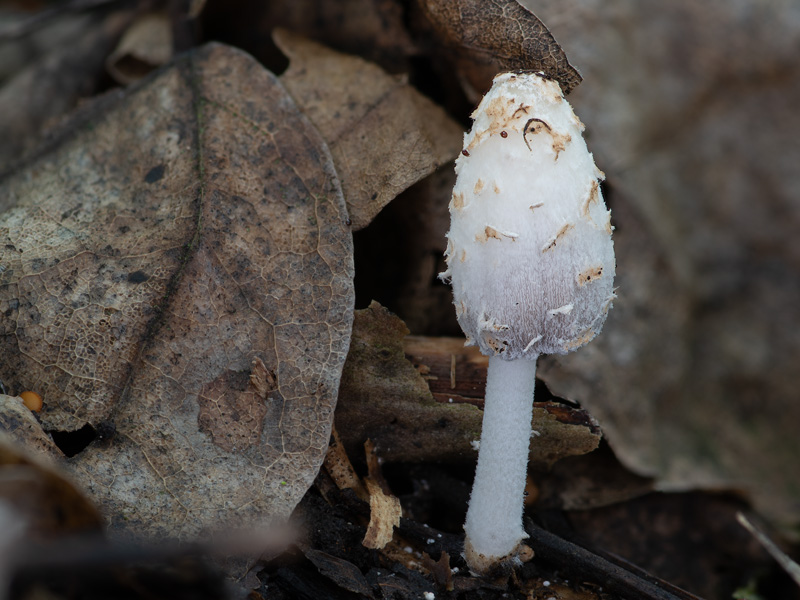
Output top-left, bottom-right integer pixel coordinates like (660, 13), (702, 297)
(275, 29), (463, 230)
(0, 43), (354, 539)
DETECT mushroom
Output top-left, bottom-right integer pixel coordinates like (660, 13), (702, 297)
(441, 72), (615, 575)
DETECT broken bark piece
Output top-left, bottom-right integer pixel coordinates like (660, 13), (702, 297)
(322, 426), (366, 500)
(362, 477), (402, 550)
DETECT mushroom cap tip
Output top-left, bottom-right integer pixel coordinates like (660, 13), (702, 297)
(446, 71), (615, 359)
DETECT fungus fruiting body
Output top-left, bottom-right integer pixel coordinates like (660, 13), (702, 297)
(442, 72), (615, 575)
(19, 390), (43, 413)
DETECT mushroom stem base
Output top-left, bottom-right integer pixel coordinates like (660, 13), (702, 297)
(464, 355), (537, 574)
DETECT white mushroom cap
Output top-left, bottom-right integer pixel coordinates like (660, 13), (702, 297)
(443, 72), (615, 359)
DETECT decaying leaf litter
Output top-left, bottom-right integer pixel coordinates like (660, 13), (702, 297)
(2, 0), (800, 599)
(1, 42), (358, 544)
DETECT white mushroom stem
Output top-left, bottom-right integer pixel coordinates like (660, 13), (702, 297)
(464, 355), (537, 573)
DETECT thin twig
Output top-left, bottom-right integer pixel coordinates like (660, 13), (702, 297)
(524, 520), (705, 600)
(737, 512), (800, 588)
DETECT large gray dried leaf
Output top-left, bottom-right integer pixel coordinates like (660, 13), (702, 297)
(526, 0), (800, 530)
(0, 43), (354, 538)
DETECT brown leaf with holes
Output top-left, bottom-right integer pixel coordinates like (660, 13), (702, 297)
(275, 29), (463, 230)
(0, 43), (354, 539)
(415, 0), (581, 97)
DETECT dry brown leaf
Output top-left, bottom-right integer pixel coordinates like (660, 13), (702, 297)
(199, 0), (414, 74)
(0, 394), (61, 463)
(537, 192), (690, 476)
(0, 43), (354, 539)
(106, 12), (173, 85)
(362, 476), (401, 550)
(275, 29), (463, 230)
(302, 547), (375, 597)
(403, 334), (602, 466)
(421, 551), (453, 592)
(415, 0), (581, 97)
(0, 433), (103, 539)
(0, 10), (131, 169)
